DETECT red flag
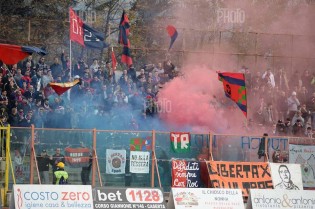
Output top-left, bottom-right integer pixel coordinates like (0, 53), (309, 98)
(69, 8), (84, 46)
(49, 79), (80, 96)
(111, 48), (117, 70)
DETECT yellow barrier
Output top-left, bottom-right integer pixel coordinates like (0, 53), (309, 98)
(0, 125), (11, 207)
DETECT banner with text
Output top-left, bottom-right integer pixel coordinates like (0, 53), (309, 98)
(207, 161), (273, 197)
(106, 149), (126, 174)
(65, 147), (91, 168)
(215, 135), (288, 162)
(170, 132), (191, 153)
(130, 151), (150, 174)
(247, 189), (315, 209)
(167, 188), (244, 209)
(289, 144), (315, 187)
(12, 184), (93, 209)
(172, 160), (201, 188)
(93, 187), (166, 209)
(269, 163), (303, 190)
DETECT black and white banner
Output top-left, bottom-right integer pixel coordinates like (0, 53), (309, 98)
(130, 151), (150, 174)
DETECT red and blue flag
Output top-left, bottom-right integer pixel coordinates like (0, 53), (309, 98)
(218, 72), (247, 117)
(0, 43), (47, 65)
(69, 8), (108, 49)
(118, 11), (132, 66)
(118, 10), (130, 46)
(166, 25), (178, 50)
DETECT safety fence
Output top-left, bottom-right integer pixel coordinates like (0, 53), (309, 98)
(2, 125), (313, 195)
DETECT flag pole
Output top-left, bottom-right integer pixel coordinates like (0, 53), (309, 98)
(69, 7), (72, 81)
(68, 7), (72, 101)
(108, 25), (111, 61)
(70, 40), (72, 80)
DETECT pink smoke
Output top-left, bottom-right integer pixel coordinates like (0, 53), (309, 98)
(158, 65), (246, 134)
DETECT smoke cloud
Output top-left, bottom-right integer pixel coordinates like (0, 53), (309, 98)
(150, 0), (315, 134)
(158, 65), (245, 134)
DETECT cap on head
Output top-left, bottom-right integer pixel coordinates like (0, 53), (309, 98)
(57, 162), (65, 168)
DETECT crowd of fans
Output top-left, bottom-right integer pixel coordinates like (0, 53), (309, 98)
(0, 53), (314, 138)
(0, 52), (177, 131)
(242, 66), (315, 138)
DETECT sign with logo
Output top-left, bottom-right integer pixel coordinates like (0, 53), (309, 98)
(207, 161), (273, 197)
(269, 163), (303, 190)
(93, 187), (166, 209)
(247, 189), (315, 209)
(167, 188), (244, 209)
(170, 132), (190, 153)
(130, 151), (150, 174)
(106, 149), (126, 174)
(12, 184), (93, 209)
(289, 144), (315, 187)
(172, 160), (200, 188)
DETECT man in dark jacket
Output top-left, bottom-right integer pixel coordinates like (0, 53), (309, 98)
(36, 149), (51, 184)
(81, 155), (92, 185)
(50, 57), (63, 79)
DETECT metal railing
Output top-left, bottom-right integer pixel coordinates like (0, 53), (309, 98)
(1, 124), (313, 207)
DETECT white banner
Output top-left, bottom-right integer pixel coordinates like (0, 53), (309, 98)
(130, 151), (150, 173)
(289, 144), (315, 187)
(12, 184), (93, 209)
(167, 188), (244, 209)
(269, 163), (303, 190)
(106, 149), (126, 174)
(247, 189), (315, 209)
